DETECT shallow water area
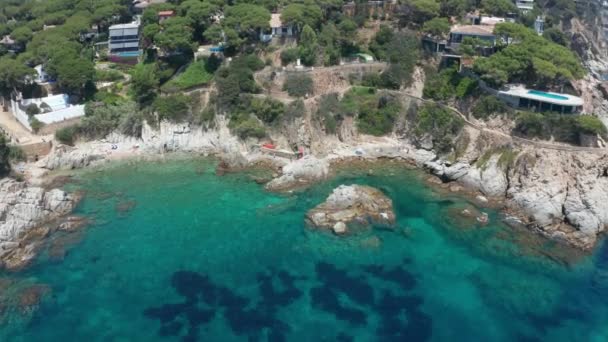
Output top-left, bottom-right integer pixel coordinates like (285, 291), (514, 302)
(1, 158), (608, 341)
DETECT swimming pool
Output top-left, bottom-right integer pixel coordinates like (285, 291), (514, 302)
(527, 90), (569, 100)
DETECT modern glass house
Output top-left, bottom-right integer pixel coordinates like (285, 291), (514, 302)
(498, 85), (584, 114)
(108, 22), (141, 64)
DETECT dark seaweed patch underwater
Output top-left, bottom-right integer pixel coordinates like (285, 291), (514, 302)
(1, 159), (607, 341)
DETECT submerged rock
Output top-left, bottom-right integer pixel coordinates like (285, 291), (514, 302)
(216, 149), (248, 175)
(306, 185), (395, 234)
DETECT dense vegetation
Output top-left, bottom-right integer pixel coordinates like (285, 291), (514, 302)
(340, 87), (402, 136)
(0, 0), (601, 155)
(55, 100), (144, 145)
(471, 96), (511, 119)
(283, 74), (314, 97)
(412, 103), (464, 153)
(0, 133), (10, 177)
(514, 113), (607, 144)
(473, 23), (584, 88)
(423, 67), (477, 101)
(161, 57), (219, 92)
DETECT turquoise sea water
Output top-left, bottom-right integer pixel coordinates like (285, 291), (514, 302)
(1, 158), (608, 341)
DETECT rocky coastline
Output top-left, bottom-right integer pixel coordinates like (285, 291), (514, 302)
(0, 178), (83, 270)
(3, 108), (607, 271)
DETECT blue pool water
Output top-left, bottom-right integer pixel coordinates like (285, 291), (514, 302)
(527, 90), (569, 100)
(1, 159), (607, 341)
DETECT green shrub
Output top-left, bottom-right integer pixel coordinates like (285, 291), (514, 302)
(341, 87), (377, 116)
(232, 54), (265, 72)
(514, 112), (607, 145)
(216, 56), (263, 109)
(233, 116), (266, 139)
(414, 104), (464, 153)
(283, 73), (314, 97)
(95, 69), (124, 82)
(8, 145), (26, 162)
(161, 57), (216, 92)
(118, 111), (144, 137)
(576, 115), (607, 137)
(455, 77), (478, 98)
(423, 67), (477, 101)
(285, 99), (305, 120)
(317, 93), (344, 133)
(280, 48), (300, 66)
(514, 112), (546, 139)
(357, 94), (401, 136)
(29, 117), (44, 133)
(472, 96), (509, 119)
(0, 133), (10, 177)
(153, 94), (191, 122)
(251, 97), (284, 123)
(25, 103), (40, 116)
(55, 125), (79, 146)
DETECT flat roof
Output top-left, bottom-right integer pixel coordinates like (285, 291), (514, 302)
(270, 13), (283, 28)
(450, 25), (494, 36)
(499, 86), (584, 106)
(110, 22), (139, 30)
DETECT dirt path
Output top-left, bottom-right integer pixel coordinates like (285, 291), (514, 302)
(392, 90), (608, 154)
(0, 107), (46, 145)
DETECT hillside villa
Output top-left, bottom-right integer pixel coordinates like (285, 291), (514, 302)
(108, 21), (141, 64)
(498, 85), (584, 114)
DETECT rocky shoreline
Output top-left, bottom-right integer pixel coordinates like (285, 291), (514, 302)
(0, 178), (83, 270)
(3, 112), (607, 271)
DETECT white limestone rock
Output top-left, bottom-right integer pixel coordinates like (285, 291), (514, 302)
(306, 185), (395, 234)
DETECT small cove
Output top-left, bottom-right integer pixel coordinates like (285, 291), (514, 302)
(1, 158), (607, 341)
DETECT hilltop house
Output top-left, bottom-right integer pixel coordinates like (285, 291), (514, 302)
(260, 13), (295, 43)
(108, 21), (141, 64)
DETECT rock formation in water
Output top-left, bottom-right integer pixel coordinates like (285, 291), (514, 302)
(425, 127), (608, 250)
(0, 178), (79, 270)
(265, 156), (330, 191)
(306, 185), (395, 234)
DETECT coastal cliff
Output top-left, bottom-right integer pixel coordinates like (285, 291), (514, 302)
(12, 87), (608, 252)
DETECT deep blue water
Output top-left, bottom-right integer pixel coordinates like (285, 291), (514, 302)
(1, 159), (607, 341)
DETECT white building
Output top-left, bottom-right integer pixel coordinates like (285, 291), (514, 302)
(260, 13), (295, 43)
(516, 0), (534, 12)
(498, 85), (583, 114)
(33, 65), (51, 84)
(10, 94), (85, 132)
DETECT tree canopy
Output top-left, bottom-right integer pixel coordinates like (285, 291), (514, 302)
(473, 23), (584, 87)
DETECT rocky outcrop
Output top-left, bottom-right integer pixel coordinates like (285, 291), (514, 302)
(43, 145), (105, 170)
(266, 156), (330, 191)
(425, 132), (608, 250)
(306, 185), (395, 234)
(0, 178), (79, 270)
